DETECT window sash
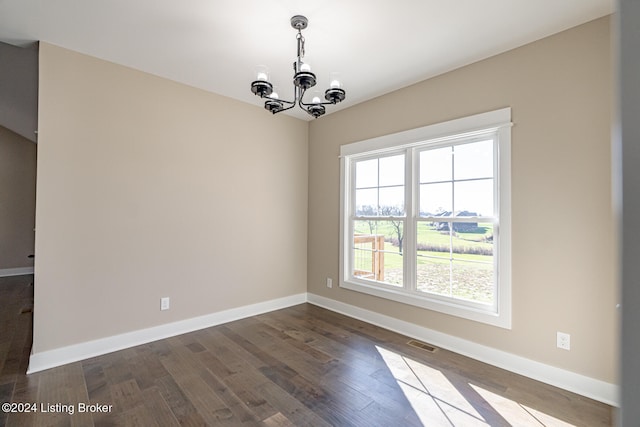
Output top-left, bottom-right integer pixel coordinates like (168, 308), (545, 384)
(348, 139), (498, 308)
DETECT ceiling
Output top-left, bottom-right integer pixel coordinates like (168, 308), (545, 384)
(0, 0), (614, 121)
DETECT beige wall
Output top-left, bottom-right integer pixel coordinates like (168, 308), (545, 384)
(0, 126), (36, 270)
(34, 43), (308, 353)
(308, 17), (617, 383)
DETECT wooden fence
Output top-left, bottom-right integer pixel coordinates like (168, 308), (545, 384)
(353, 234), (385, 282)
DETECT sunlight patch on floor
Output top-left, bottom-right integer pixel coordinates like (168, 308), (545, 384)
(470, 385), (575, 427)
(375, 345), (576, 427)
(376, 346), (487, 426)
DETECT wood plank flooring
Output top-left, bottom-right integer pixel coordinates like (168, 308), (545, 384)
(1, 275), (612, 426)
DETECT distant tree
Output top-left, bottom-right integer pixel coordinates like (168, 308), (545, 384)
(356, 205), (404, 254)
(380, 205), (404, 254)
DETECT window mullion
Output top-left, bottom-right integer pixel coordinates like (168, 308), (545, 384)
(449, 146), (455, 297)
(404, 148), (417, 292)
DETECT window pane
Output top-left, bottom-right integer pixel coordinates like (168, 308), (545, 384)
(353, 220), (381, 281)
(379, 186), (404, 215)
(355, 155), (405, 216)
(451, 261), (494, 304)
(416, 222), (451, 296)
(416, 221), (451, 295)
(420, 147), (452, 183)
(355, 158), (378, 189)
(420, 182), (452, 216)
(352, 220), (403, 287)
(355, 188), (377, 216)
(377, 220), (404, 287)
(382, 252), (403, 287)
(454, 179), (493, 216)
(451, 223), (494, 304)
(353, 247), (375, 281)
(451, 223), (494, 259)
(454, 140), (493, 181)
(417, 258), (451, 296)
(379, 154), (404, 187)
(416, 221), (451, 259)
(417, 221), (494, 302)
(353, 220), (375, 235)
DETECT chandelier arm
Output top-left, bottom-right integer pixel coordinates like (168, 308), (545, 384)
(274, 86), (299, 113)
(299, 99), (334, 107)
(297, 88), (308, 110)
(263, 80), (299, 106)
(265, 96), (296, 106)
(278, 103), (297, 113)
(299, 97), (337, 107)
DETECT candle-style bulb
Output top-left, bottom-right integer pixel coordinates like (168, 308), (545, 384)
(300, 63), (311, 72)
(255, 65), (270, 82)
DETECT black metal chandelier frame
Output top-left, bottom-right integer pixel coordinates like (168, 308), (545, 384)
(250, 15), (346, 118)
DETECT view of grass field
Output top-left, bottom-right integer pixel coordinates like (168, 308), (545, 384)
(353, 221), (494, 303)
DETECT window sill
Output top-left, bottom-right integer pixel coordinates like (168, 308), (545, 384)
(339, 278), (511, 329)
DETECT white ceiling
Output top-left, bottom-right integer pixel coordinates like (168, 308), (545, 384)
(0, 0), (614, 121)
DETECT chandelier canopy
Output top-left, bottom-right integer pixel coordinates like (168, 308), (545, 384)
(250, 15), (346, 118)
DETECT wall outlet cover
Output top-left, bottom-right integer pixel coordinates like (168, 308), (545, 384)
(557, 331), (571, 350)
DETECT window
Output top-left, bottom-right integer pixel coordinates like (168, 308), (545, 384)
(339, 109), (512, 328)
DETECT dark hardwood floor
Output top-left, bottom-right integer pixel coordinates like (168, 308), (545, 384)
(1, 275), (612, 426)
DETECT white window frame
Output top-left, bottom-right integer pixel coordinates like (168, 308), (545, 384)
(339, 108), (512, 329)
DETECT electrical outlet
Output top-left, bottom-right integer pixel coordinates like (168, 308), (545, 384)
(557, 332), (570, 350)
(160, 297), (170, 311)
(326, 278), (333, 288)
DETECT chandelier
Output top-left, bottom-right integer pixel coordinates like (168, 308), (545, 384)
(250, 15), (346, 118)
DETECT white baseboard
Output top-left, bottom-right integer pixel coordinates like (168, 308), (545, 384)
(0, 267), (34, 277)
(307, 293), (619, 407)
(27, 292), (307, 374)
(27, 291), (619, 406)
